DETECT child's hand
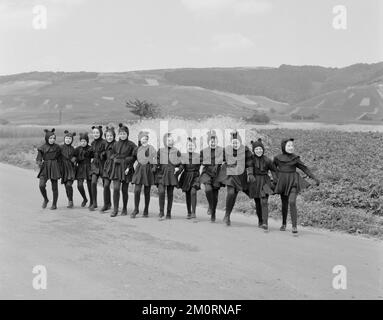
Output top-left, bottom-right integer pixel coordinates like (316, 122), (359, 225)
(124, 168), (130, 175)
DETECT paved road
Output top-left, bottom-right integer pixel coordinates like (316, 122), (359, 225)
(0, 163), (382, 299)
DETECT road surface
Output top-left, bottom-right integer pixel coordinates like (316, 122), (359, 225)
(0, 163), (382, 299)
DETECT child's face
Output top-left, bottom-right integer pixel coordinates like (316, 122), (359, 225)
(80, 139), (87, 147)
(93, 128), (101, 140)
(105, 132), (114, 143)
(209, 137), (217, 149)
(187, 141), (195, 153)
(285, 141), (294, 154)
(48, 135), (56, 145)
(166, 135), (174, 147)
(140, 136), (148, 146)
(232, 138), (240, 150)
(119, 131), (128, 140)
(64, 136), (72, 145)
(254, 146), (263, 157)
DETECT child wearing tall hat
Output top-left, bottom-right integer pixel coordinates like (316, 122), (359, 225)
(110, 123), (137, 217)
(100, 126), (116, 212)
(36, 128), (62, 210)
(273, 138), (320, 234)
(246, 138), (278, 231)
(89, 125), (107, 211)
(199, 130), (225, 222)
(73, 132), (93, 208)
(178, 137), (201, 219)
(216, 130), (250, 226)
(155, 132), (182, 220)
(60, 130), (76, 208)
(131, 131), (157, 218)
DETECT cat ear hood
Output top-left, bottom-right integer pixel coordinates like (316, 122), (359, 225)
(118, 123), (129, 135)
(251, 138), (264, 152)
(91, 125), (103, 139)
(79, 132), (89, 143)
(44, 128), (55, 143)
(64, 130), (76, 144)
(281, 138), (294, 154)
(104, 126), (116, 139)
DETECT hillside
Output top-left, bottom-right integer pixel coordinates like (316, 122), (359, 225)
(0, 63), (382, 125)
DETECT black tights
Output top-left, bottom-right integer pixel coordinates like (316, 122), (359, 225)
(158, 184), (174, 216)
(103, 178), (112, 207)
(113, 180), (129, 212)
(77, 179), (92, 204)
(134, 184), (151, 214)
(204, 184), (219, 217)
(254, 196), (269, 225)
(225, 186), (238, 217)
(39, 177), (58, 205)
(185, 187), (197, 214)
(281, 188), (298, 227)
(91, 174), (102, 207)
(64, 180), (73, 202)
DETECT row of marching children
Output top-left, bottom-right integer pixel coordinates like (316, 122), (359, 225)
(36, 124), (320, 234)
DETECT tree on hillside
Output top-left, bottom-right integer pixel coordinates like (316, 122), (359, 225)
(125, 99), (161, 120)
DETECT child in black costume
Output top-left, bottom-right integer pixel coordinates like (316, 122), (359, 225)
(60, 130), (76, 208)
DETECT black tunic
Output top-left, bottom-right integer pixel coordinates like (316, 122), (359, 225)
(273, 153), (316, 195)
(199, 146), (225, 189)
(178, 152), (201, 192)
(246, 154), (277, 198)
(110, 139), (137, 182)
(155, 147), (181, 186)
(36, 143), (62, 180)
(131, 145), (157, 186)
(73, 145), (92, 180)
(90, 138), (107, 176)
(102, 140), (116, 179)
(60, 144), (75, 184)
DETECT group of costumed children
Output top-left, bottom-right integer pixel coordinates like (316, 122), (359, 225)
(36, 125), (320, 234)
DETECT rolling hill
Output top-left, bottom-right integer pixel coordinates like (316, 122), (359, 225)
(0, 63), (382, 125)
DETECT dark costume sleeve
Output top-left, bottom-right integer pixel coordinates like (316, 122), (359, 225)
(36, 146), (44, 167)
(296, 157), (317, 180)
(245, 148), (254, 175)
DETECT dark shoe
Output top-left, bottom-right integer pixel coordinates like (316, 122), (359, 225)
(258, 221), (263, 228)
(262, 224), (269, 232)
(207, 208), (211, 215)
(42, 199), (49, 209)
(166, 214), (171, 220)
(121, 208), (127, 216)
(159, 213), (165, 221)
(187, 213), (192, 219)
(89, 204), (96, 211)
(210, 214), (216, 222)
(143, 211), (149, 218)
(67, 201), (74, 209)
(110, 210), (118, 217)
(191, 213), (196, 219)
(280, 225), (286, 231)
(81, 199), (88, 207)
(292, 227), (298, 234)
(130, 209), (139, 219)
(50, 204), (57, 210)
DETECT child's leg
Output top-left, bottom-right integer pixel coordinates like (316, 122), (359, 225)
(288, 187), (298, 229)
(77, 179), (87, 206)
(158, 184), (165, 217)
(212, 188), (219, 215)
(185, 190), (192, 217)
(90, 174), (98, 209)
(51, 179), (58, 210)
(112, 180), (121, 215)
(101, 178), (111, 210)
(143, 186), (151, 216)
(190, 187), (197, 218)
(133, 184), (142, 213)
(224, 186), (238, 225)
(280, 194), (289, 227)
(65, 180), (74, 207)
(86, 178), (92, 207)
(39, 177), (49, 208)
(254, 198), (263, 226)
(166, 186), (174, 217)
(204, 184), (214, 217)
(261, 196), (269, 227)
(121, 182), (129, 214)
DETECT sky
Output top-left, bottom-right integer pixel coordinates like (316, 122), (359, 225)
(0, 0), (382, 75)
